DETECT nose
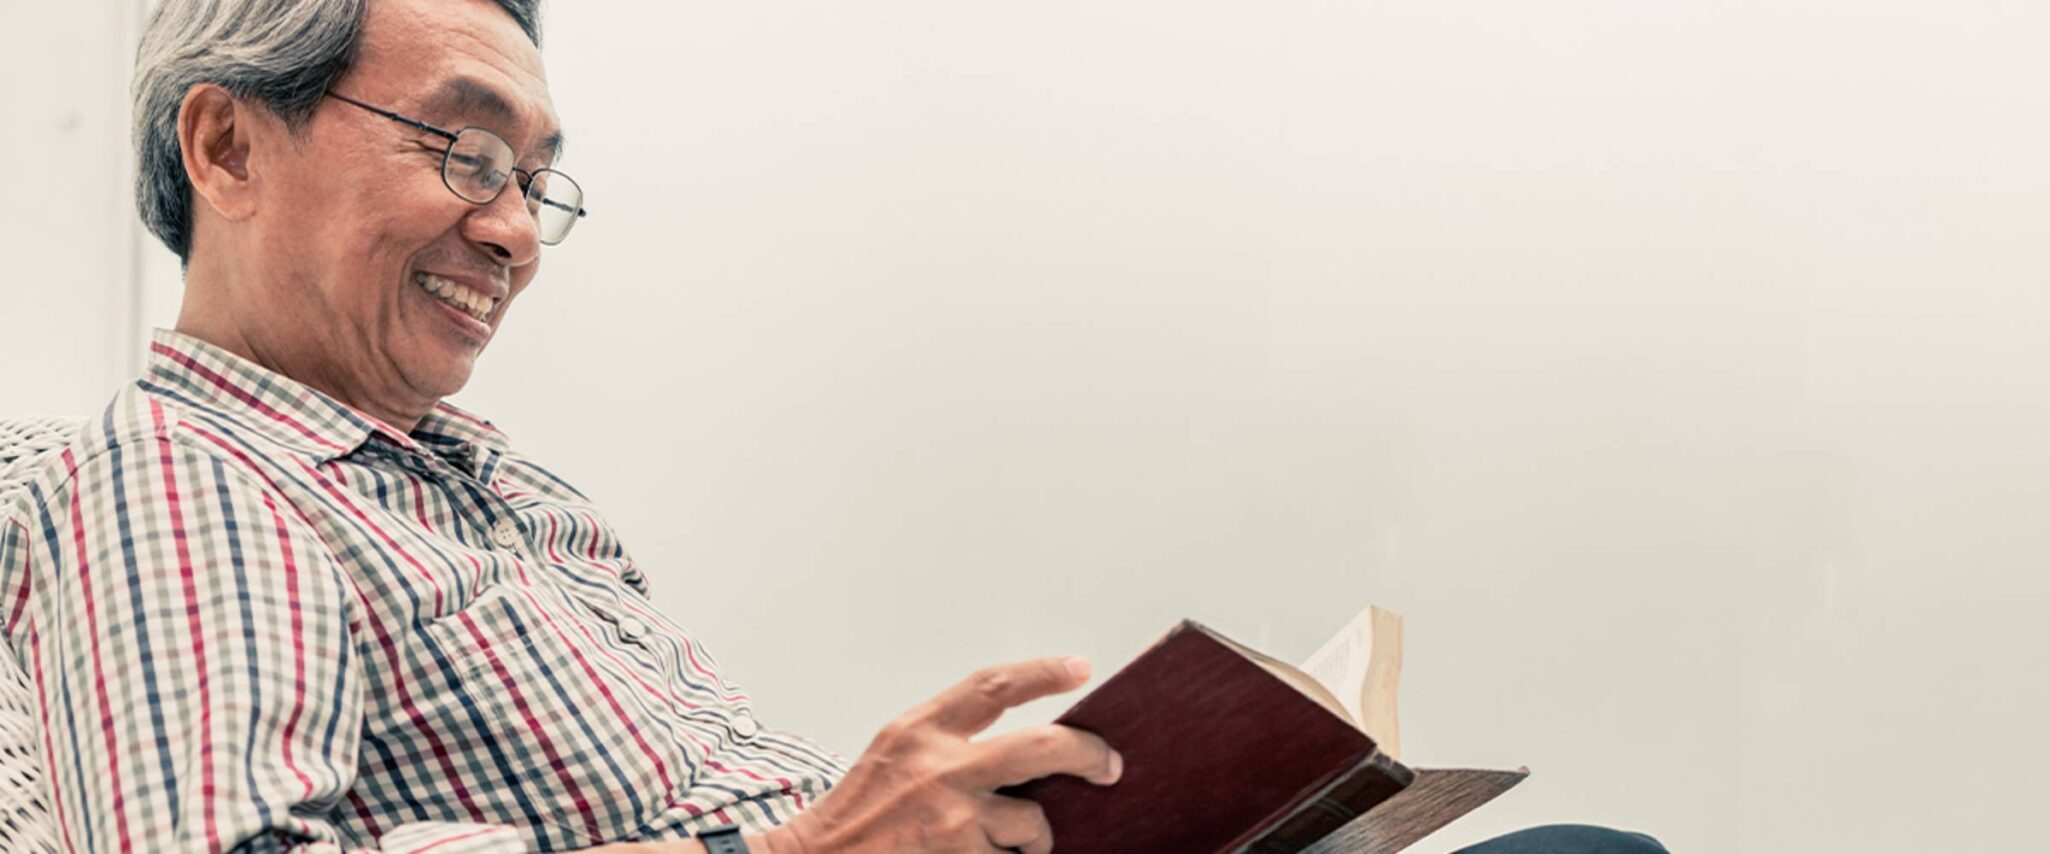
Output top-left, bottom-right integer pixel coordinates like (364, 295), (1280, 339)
(461, 182), (542, 267)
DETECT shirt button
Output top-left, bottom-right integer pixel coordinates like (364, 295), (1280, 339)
(731, 713), (761, 741)
(489, 519), (523, 550)
(616, 617), (648, 641)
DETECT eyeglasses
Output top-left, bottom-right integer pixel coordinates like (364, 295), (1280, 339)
(324, 91), (587, 246)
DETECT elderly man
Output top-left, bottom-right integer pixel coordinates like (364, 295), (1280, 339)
(0, 1), (1665, 852)
(4, 0), (1115, 850)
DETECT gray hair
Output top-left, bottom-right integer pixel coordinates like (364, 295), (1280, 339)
(132, 0), (543, 262)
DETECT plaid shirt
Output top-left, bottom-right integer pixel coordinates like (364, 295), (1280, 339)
(0, 331), (846, 852)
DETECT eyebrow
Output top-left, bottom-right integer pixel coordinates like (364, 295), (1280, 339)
(420, 76), (565, 161)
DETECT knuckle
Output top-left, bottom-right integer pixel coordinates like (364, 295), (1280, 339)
(1028, 727), (1069, 755)
(970, 667), (1017, 700)
(1007, 799), (1053, 854)
(871, 717), (913, 748)
(1018, 799), (1049, 828)
(936, 804), (979, 838)
(880, 711), (942, 746)
(924, 753), (963, 785)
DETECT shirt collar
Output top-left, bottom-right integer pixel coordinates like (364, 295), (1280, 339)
(143, 329), (510, 463)
(414, 400), (512, 457)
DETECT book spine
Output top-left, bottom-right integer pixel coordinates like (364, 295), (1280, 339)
(1230, 752), (1413, 854)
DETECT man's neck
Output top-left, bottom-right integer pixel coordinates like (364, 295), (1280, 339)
(173, 275), (433, 435)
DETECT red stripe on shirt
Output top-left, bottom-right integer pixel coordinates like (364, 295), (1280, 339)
(456, 610), (606, 842)
(63, 448), (132, 851)
(260, 491), (318, 799)
(153, 401), (222, 850)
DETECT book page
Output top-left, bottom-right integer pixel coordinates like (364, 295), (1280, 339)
(1299, 605), (1403, 758)
(1300, 609), (1374, 722)
(1192, 624), (1357, 725)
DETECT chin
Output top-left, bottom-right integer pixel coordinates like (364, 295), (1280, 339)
(405, 346), (483, 401)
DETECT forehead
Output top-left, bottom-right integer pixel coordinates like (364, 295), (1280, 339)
(351, 0), (560, 150)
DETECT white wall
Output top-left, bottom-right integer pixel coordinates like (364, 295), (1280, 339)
(0, 1), (147, 416)
(20, 1), (2050, 851)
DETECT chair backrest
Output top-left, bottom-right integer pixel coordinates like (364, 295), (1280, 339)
(0, 417), (84, 853)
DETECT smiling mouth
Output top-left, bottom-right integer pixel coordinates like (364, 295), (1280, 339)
(413, 272), (499, 323)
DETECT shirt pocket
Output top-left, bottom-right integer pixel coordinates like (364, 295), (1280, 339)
(423, 582), (691, 848)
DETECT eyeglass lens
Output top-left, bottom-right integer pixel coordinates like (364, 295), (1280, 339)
(442, 127), (585, 245)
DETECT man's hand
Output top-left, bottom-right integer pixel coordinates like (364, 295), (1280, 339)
(765, 656), (1123, 854)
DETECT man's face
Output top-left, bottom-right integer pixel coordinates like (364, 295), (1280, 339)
(243, 0), (560, 420)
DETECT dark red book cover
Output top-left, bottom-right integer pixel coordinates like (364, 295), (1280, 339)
(1001, 621), (1413, 853)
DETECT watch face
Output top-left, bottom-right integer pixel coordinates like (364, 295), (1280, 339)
(698, 826), (746, 854)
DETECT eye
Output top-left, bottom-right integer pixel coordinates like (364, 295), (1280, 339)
(445, 134), (504, 174)
(444, 142), (489, 167)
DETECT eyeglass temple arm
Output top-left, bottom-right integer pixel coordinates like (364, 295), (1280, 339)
(323, 92), (457, 141)
(540, 198), (589, 218)
(513, 170), (588, 218)
(332, 92), (586, 219)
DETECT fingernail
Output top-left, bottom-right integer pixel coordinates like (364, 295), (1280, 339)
(1065, 656), (1091, 680)
(1104, 750), (1123, 784)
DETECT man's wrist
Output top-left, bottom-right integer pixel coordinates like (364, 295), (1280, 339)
(749, 826), (795, 854)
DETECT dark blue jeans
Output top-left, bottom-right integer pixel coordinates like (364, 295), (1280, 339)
(1452, 824), (1667, 853)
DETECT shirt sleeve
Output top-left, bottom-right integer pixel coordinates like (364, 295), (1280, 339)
(0, 436), (524, 853)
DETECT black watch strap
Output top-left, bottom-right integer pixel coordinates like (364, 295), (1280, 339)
(697, 824), (749, 854)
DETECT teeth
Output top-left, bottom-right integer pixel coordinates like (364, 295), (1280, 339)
(413, 272), (496, 322)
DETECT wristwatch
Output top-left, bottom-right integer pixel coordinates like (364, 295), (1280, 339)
(697, 824), (748, 854)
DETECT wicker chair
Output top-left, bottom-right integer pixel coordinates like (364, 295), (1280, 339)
(0, 417), (83, 853)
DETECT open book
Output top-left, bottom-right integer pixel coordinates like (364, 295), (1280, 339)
(1001, 607), (1526, 853)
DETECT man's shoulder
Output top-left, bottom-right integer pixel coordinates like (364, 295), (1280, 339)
(8, 382), (305, 512)
(4, 386), (156, 498)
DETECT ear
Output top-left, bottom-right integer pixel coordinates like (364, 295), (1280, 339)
(178, 83), (262, 222)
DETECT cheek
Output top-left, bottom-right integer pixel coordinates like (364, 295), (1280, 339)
(365, 184), (470, 244)
(351, 191), (476, 279)
(276, 176), (417, 260)
(321, 148), (467, 234)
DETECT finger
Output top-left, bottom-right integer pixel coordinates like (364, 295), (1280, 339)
(956, 724), (1122, 790)
(916, 657), (1091, 736)
(980, 793), (1054, 854)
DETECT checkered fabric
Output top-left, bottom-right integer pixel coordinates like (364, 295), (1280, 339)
(0, 333), (845, 852)
(0, 416), (79, 854)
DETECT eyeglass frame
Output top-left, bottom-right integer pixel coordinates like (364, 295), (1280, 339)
(322, 90), (588, 245)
